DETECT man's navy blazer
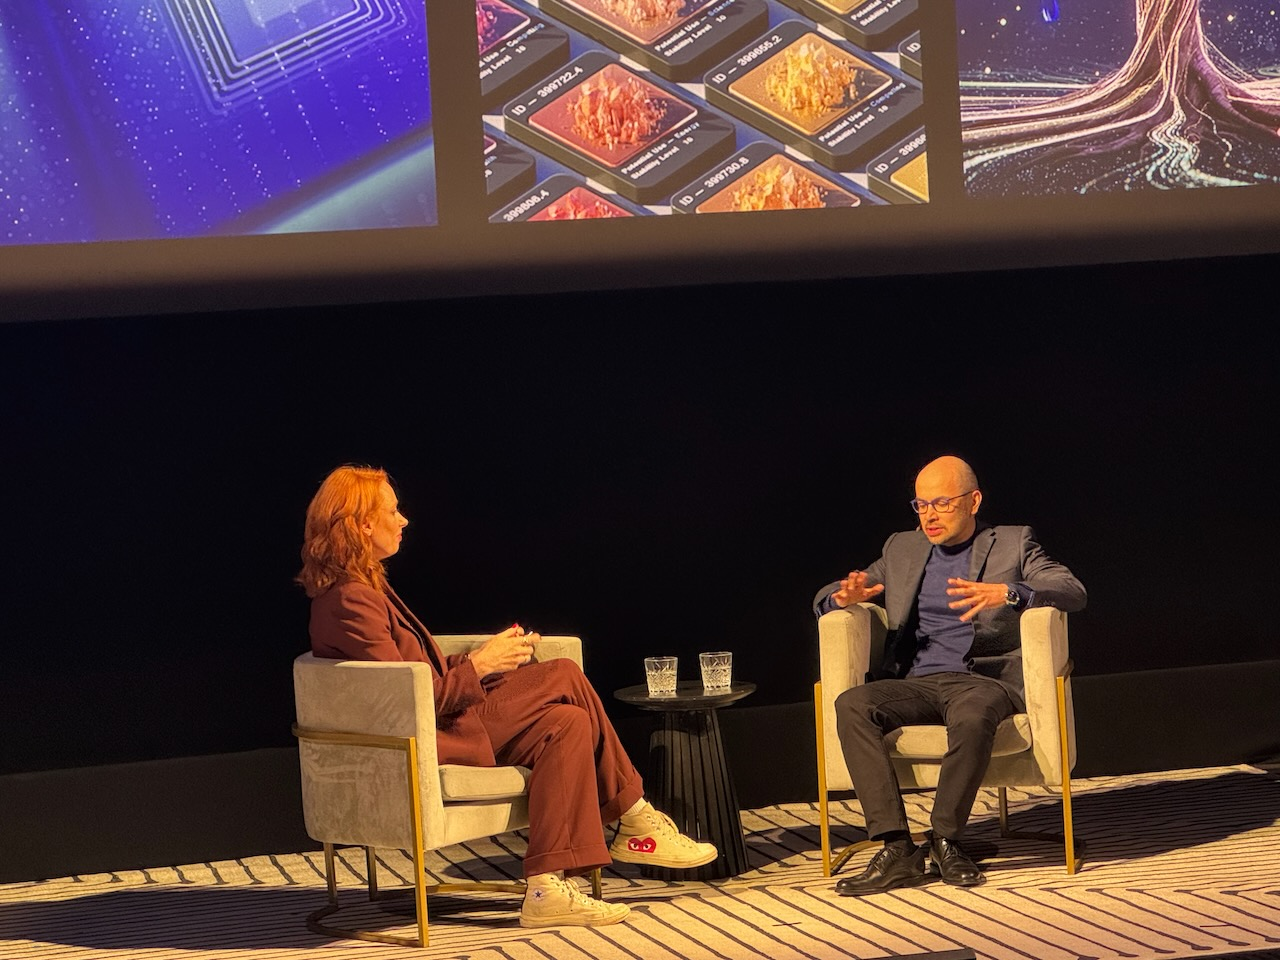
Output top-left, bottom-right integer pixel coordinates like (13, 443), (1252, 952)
(813, 523), (1086, 708)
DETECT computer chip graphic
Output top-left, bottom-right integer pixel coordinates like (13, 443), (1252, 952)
(161, 0), (410, 109)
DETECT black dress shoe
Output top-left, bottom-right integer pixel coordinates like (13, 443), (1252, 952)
(834, 843), (931, 896)
(929, 835), (984, 887)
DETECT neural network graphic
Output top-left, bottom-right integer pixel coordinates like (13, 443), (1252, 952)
(960, 0), (1280, 194)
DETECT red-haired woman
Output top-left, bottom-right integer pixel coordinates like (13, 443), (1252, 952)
(298, 464), (715, 928)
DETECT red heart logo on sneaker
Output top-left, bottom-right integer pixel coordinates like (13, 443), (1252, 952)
(627, 837), (657, 853)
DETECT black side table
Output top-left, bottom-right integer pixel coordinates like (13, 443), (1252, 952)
(613, 680), (755, 881)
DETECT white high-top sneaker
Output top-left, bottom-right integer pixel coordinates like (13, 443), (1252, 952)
(609, 803), (718, 869)
(519, 873), (630, 928)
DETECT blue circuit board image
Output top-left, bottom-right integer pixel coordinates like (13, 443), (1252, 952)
(0, 1), (436, 245)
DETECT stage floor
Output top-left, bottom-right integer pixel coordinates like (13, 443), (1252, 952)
(3, 764), (1278, 960)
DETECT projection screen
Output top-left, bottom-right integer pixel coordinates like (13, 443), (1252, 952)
(3, 0), (1279, 321)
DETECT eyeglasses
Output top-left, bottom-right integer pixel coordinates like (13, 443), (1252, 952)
(908, 491), (976, 515)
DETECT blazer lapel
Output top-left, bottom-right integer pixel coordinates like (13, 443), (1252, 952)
(386, 586), (445, 672)
(968, 525), (995, 581)
(890, 532), (931, 627)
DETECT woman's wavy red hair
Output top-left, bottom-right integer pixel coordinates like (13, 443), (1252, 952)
(296, 465), (392, 598)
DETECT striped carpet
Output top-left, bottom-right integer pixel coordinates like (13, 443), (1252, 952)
(3, 764), (1278, 960)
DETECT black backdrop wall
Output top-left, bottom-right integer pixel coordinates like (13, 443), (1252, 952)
(1, 252), (1275, 780)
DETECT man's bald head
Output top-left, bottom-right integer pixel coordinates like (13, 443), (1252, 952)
(916, 456), (978, 494)
(913, 456), (982, 546)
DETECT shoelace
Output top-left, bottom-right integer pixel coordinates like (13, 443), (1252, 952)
(870, 843), (916, 867)
(555, 876), (606, 909)
(869, 846), (894, 867)
(646, 810), (703, 849)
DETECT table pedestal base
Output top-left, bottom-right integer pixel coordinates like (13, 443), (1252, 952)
(643, 706), (749, 881)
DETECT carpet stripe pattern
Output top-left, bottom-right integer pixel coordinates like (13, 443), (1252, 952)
(2, 764), (1277, 959)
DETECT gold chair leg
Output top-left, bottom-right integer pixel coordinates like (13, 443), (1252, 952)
(406, 738), (429, 945)
(816, 681), (889, 876)
(305, 844), (428, 948)
(995, 793), (1083, 872)
(815, 682), (832, 877)
(296, 728), (551, 946)
(996, 673), (1083, 874)
(1061, 773), (1078, 875)
(1058, 674), (1078, 875)
(306, 844), (531, 949)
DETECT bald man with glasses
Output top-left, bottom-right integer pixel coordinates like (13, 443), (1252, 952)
(813, 455), (1086, 896)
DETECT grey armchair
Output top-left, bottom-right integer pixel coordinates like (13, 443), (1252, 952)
(292, 635), (600, 947)
(813, 603), (1080, 877)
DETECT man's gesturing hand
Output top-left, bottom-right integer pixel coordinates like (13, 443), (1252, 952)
(832, 570), (885, 608)
(946, 578), (1009, 622)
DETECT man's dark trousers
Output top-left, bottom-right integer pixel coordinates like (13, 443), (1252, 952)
(834, 672), (1016, 840)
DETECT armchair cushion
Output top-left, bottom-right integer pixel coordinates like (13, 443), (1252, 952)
(438, 764), (532, 801)
(885, 714), (1033, 759)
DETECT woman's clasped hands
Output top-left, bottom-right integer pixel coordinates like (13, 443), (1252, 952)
(469, 623), (540, 678)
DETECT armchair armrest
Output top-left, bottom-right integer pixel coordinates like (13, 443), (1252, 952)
(817, 604), (886, 691)
(1018, 607), (1074, 782)
(817, 604), (887, 786)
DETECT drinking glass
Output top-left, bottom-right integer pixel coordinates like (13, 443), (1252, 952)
(699, 651), (732, 692)
(644, 656), (678, 697)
